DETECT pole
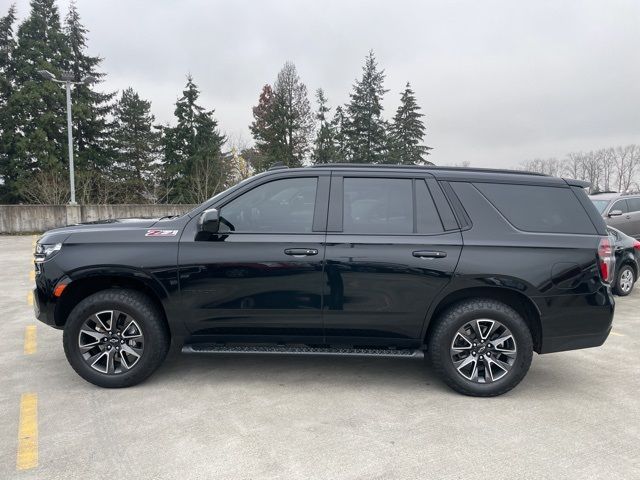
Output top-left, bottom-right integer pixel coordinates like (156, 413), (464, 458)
(65, 81), (76, 205)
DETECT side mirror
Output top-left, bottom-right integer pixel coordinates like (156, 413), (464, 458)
(198, 208), (220, 233)
(608, 209), (623, 217)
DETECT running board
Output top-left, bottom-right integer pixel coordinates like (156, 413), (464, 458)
(182, 344), (423, 358)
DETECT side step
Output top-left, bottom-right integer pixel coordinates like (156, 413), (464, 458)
(182, 344), (423, 359)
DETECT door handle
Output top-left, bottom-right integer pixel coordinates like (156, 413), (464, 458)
(412, 250), (447, 259)
(284, 248), (319, 256)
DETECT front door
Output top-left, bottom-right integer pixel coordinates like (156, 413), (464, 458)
(322, 174), (462, 345)
(178, 174), (329, 342)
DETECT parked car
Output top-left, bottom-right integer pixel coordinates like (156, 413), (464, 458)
(589, 192), (640, 238)
(33, 165), (614, 397)
(608, 226), (640, 296)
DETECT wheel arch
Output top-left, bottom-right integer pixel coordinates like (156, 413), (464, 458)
(54, 272), (171, 336)
(425, 287), (543, 353)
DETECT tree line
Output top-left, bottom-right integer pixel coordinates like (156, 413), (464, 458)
(521, 144), (640, 193)
(0, 0), (431, 205)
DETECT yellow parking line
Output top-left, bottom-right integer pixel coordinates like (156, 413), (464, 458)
(27, 291), (33, 306)
(16, 393), (38, 470)
(24, 326), (37, 355)
(29, 270), (35, 281)
(31, 235), (37, 248)
(610, 331), (625, 337)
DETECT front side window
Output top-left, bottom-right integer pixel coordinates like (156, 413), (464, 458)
(610, 200), (628, 214)
(343, 178), (413, 234)
(220, 177), (317, 233)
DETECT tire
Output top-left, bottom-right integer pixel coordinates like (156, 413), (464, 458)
(613, 264), (635, 296)
(63, 289), (170, 388)
(428, 298), (533, 397)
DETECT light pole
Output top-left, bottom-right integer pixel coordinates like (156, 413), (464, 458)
(38, 70), (96, 205)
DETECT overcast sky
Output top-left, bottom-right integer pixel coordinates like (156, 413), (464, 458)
(10, 0), (640, 167)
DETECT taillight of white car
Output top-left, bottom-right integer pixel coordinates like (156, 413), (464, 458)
(597, 237), (615, 283)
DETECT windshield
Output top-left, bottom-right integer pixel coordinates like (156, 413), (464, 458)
(590, 199), (610, 214)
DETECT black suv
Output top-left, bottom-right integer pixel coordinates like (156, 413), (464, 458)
(33, 165), (615, 396)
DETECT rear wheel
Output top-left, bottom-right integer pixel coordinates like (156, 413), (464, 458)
(428, 298), (533, 397)
(613, 264), (635, 296)
(63, 289), (170, 388)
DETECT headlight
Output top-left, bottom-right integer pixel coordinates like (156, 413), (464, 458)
(34, 243), (62, 263)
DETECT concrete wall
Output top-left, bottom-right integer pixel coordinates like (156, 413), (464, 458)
(0, 204), (197, 234)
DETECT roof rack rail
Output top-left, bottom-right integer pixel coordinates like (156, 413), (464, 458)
(268, 162), (288, 171)
(308, 163), (548, 176)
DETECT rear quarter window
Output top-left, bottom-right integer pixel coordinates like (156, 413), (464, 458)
(474, 183), (596, 234)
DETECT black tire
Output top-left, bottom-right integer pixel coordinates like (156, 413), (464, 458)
(613, 264), (635, 296)
(428, 298), (533, 397)
(63, 289), (170, 388)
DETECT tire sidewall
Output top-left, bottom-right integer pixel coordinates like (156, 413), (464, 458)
(63, 291), (167, 388)
(433, 302), (533, 396)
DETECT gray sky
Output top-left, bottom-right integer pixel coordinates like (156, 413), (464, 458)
(10, 0), (640, 167)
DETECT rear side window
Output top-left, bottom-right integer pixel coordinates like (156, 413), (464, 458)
(627, 198), (640, 213)
(474, 183), (596, 234)
(343, 178), (412, 234)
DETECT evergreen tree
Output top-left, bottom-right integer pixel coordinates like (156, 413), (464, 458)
(162, 75), (226, 203)
(111, 88), (160, 202)
(3, 0), (71, 202)
(311, 88), (337, 164)
(387, 82), (432, 165)
(330, 105), (348, 163)
(249, 84), (277, 171)
(250, 62), (313, 169)
(0, 4), (17, 201)
(344, 51), (388, 163)
(64, 1), (115, 178)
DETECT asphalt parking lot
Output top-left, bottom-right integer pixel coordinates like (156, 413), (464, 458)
(1, 235), (638, 479)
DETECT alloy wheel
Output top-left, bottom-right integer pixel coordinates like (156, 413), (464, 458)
(450, 319), (517, 383)
(78, 310), (144, 374)
(619, 269), (634, 293)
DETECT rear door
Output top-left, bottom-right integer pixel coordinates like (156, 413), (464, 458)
(322, 172), (462, 345)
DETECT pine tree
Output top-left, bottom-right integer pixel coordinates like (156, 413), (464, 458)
(345, 51), (388, 163)
(4, 0), (71, 202)
(249, 62), (313, 169)
(0, 4), (17, 201)
(162, 75), (226, 203)
(249, 84), (277, 171)
(330, 105), (348, 163)
(311, 88), (337, 164)
(111, 88), (161, 202)
(387, 82), (432, 165)
(64, 1), (115, 179)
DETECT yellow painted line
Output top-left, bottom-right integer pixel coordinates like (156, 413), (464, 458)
(16, 393), (38, 470)
(29, 270), (35, 281)
(24, 326), (37, 355)
(27, 291), (33, 306)
(610, 331), (625, 337)
(31, 235), (37, 248)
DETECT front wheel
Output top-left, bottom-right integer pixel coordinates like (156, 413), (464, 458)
(63, 289), (170, 388)
(428, 299), (533, 397)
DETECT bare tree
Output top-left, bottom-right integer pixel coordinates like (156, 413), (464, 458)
(18, 171), (70, 204)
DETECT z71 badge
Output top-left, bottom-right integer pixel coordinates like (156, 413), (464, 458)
(145, 229), (178, 237)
